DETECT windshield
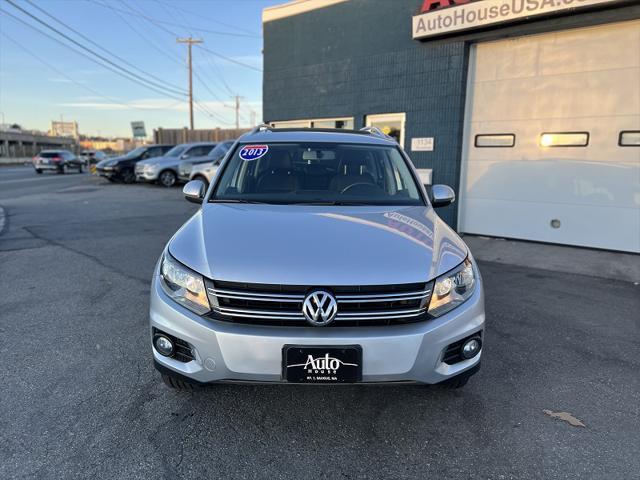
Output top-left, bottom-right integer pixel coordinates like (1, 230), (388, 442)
(164, 145), (188, 157)
(207, 142), (232, 160)
(211, 142), (423, 205)
(40, 151), (64, 158)
(123, 147), (147, 159)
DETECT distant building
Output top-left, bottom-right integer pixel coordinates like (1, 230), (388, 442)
(79, 138), (145, 153)
(49, 121), (79, 139)
(1, 128), (75, 158)
(153, 127), (248, 145)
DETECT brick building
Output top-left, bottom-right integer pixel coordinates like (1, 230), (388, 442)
(262, 0), (640, 252)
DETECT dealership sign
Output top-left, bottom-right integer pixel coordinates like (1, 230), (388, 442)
(413, 0), (620, 39)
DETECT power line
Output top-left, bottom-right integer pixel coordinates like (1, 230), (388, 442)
(86, 0), (232, 125)
(0, 31), (184, 114)
(91, 0), (259, 38)
(92, 0), (183, 67)
(2, 0), (187, 98)
(149, 0), (236, 97)
(157, 0), (259, 36)
(0, 6), (186, 101)
(89, 0), (243, 105)
(22, 0), (187, 95)
(87, 0), (262, 72)
(199, 45), (262, 72)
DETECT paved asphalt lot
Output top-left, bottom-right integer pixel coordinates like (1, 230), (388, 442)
(1, 166), (638, 479)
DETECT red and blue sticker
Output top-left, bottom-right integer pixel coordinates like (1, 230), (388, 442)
(239, 145), (269, 161)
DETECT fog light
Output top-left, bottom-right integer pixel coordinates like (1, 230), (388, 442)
(461, 337), (481, 359)
(154, 334), (174, 357)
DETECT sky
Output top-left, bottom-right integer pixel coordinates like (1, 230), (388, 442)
(0, 0), (283, 137)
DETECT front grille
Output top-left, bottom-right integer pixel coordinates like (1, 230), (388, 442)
(205, 280), (433, 327)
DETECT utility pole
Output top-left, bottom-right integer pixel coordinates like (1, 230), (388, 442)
(177, 37), (202, 130)
(224, 95), (245, 133)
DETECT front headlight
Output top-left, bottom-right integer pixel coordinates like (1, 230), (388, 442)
(160, 253), (210, 315)
(428, 258), (476, 317)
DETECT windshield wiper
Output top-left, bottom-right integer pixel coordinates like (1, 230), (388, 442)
(210, 199), (267, 204)
(293, 201), (371, 206)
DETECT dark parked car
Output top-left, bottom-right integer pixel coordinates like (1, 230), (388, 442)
(79, 150), (107, 165)
(96, 144), (175, 183)
(32, 150), (84, 174)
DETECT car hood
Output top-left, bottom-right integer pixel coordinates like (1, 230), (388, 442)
(168, 204), (469, 285)
(137, 156), (180, 168)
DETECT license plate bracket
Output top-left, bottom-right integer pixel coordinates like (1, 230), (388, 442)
(283, 345), (362, 383)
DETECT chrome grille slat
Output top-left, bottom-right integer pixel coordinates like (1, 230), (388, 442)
(335, 311), (426, 321)
(335, 308), (425, 317)
(215, 310), (305, 321)
(208, 288), (304, 300)
(336, 290), (430, 300)
(216, 306), (303, 317)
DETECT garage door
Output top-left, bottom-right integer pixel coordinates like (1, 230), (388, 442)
(459, 21), (640, 253)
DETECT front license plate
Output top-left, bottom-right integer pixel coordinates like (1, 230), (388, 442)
(283, 345), (362, 383)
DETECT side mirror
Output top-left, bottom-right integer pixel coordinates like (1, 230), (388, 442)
(431, 184), (455, 208)
(181, 153), (190, 160)
(183, 180), (206, 204)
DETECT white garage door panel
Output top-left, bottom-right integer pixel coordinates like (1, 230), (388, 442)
(465, 159), (639, 209)
(463, 199), (640, 252)
(471, 68), (640, 121)
(460, 21), (640, 253)
(474, 22), (640, 81)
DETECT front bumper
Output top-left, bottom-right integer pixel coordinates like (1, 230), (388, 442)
(97, 167), (117, 178)
(150, 263), (485, 385)
(135, 169), (159, 182)
(34, 162), (60, 171)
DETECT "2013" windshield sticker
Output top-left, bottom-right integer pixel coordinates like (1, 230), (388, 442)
(239, 145), (269, 161)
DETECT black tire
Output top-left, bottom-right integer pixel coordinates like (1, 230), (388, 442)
(122, 169), (136, 184)
(162, 373), (198, 391)
(57, 164), (67, 174)
(193, 175), (209, 190)
(158, 170), (177, 187)
(35, 169), (42, 174)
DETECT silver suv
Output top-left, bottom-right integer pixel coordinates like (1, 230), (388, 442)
(150, 127), (484, 390)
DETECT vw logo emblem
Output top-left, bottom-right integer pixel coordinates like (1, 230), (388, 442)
(302, 290), (338, 326)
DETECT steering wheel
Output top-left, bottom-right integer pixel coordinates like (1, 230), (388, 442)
(340, 183), (383, 196)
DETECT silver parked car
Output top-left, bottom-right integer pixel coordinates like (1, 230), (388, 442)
(150, 126), (484, 390)
(177, 140), (235, 186)
(135, 142), (217, 187)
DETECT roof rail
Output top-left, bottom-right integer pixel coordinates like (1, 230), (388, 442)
(359, 126), (394, 141)
(248, 124), (273, 134)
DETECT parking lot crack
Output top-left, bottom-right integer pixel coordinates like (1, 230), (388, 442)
(23, 225), (150, 286)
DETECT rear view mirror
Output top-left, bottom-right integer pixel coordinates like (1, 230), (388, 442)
(431, 184), (455, 208)
(183, 180), (206, 204)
